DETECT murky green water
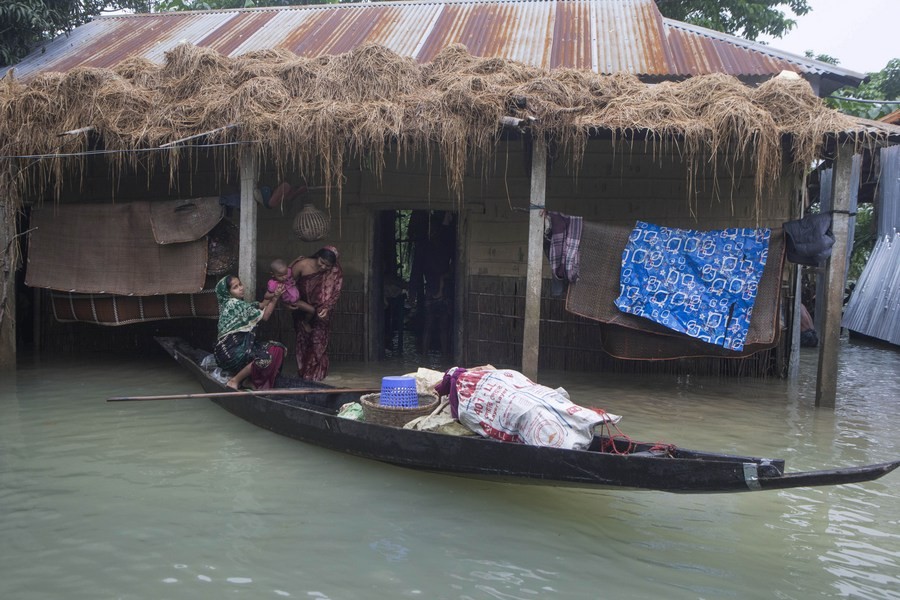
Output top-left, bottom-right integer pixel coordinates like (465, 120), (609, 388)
(1, 338), (899, 599)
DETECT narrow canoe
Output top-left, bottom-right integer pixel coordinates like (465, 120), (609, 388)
(155, 337), (900, 494)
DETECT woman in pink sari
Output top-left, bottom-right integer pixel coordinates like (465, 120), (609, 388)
(288, 246), (343, 381)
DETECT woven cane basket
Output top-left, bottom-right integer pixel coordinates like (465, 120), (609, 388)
(293, 203), (330, 242)
(360, 393), (439, 427)
(206, 220), (238, 276)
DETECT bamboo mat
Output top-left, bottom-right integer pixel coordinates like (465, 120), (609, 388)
(50, 289), (218, 326)
(27, 203), (208, 295)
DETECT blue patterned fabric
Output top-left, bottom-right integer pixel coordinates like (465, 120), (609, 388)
(614, 221), (771, 351)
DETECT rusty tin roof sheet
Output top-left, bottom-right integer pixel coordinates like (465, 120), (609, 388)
(2, 0), (865, 92)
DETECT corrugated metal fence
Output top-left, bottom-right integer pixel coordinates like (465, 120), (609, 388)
(841, 145), (900, 345)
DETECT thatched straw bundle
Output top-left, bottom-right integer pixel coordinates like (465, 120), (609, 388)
(0, 41), (866, 210)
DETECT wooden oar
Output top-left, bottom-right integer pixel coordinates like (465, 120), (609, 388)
(107, 387), (380, 402)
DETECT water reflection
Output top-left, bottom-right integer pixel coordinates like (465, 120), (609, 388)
(1, 338), (899, 599)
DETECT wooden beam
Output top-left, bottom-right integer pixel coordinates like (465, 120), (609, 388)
(816, 144), (853, 408)
(522, 135), (546, 380)
(57, 126), (95, 137)
(159, 124), (238, 148)
(239, 152), (259, 300)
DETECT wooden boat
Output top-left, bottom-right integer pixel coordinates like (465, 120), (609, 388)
(155, 337), (900, 494)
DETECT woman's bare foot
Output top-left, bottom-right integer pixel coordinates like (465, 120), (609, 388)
(226, 379), (240, 390)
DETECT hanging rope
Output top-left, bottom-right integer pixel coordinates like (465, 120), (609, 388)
(591, 408), (634, 454)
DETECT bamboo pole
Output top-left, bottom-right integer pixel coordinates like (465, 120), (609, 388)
(159, 124), (238, 148)
(108, 387), (380, 402)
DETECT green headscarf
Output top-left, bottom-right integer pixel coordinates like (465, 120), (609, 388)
(215, 275), (263, 338)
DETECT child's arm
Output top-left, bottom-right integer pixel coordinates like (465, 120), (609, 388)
(264, 279), (279, 297)
(260, 284), (285, 319)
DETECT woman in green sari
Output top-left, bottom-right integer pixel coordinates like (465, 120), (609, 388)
(214, 275), (286, 390)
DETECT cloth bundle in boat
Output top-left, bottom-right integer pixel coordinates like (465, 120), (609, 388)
(453, 368), (620, 450)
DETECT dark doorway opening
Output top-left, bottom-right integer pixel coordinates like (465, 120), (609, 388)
(375, 209), (457, 364)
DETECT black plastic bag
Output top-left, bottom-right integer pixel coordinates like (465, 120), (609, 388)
(783, 213), (835, 266)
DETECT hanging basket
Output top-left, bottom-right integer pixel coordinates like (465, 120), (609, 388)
(206, 220), (238, 277)
(293, 203), (330, 242)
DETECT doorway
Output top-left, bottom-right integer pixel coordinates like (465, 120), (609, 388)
(374, 209), (457, 364)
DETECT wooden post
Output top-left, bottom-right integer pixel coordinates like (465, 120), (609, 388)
(0, 168), (17, 370)
(815, 144), (853, 408)
(788, 268), (802, 379)
(788, 173), (806, 380)
(239, 151), (259, 300)
(32, 287), (41, 358)
(454, 209), (468, 364)
(0, 202), (15, 370)
(522, 135), (546, 380)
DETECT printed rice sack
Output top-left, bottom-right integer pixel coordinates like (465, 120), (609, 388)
(455, 369), (620, 450)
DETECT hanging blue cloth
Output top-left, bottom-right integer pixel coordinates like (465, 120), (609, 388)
(614, 221), (771, 351)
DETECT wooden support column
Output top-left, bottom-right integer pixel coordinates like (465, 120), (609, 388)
(0, 203), (15, 370)
(815, 144), (853, 408)
(788, 268), (802, 380)
(788, 173), (807, 380)
(522, 136), (547, 380)
(0, 168), (17, 370)
(239, 151), (259, 300)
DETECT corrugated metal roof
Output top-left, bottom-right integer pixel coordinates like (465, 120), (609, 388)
(881, 109), (900, 125)
(2, 0), (866, 93)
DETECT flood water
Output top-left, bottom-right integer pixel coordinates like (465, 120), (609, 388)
(2, 337), (899, 600)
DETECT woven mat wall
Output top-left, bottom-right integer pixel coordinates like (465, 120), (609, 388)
(27, 203), (208, 295)
(51, 290), (218, 326)
(566, 221), (785, 353)
(599, 323), (778, 360)
(149, 197), (223, 244)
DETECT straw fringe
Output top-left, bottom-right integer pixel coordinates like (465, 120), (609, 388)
(0, 42), (870, 212)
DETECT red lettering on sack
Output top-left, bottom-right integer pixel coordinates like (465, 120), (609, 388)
(480, 422), (518, 443)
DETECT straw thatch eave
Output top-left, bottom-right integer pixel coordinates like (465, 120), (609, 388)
(0, 42), (884, 215)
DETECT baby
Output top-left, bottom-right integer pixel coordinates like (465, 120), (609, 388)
(265, 259), (300, 306)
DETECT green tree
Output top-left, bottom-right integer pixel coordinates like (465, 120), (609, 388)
(152, 0), (337, 9)
(803, 50), (839, 66)
(1, 0), (152, 67)
(826, 59), (900, 121)
(802, 53), (900, 121)
(654, 0), (810, 41)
